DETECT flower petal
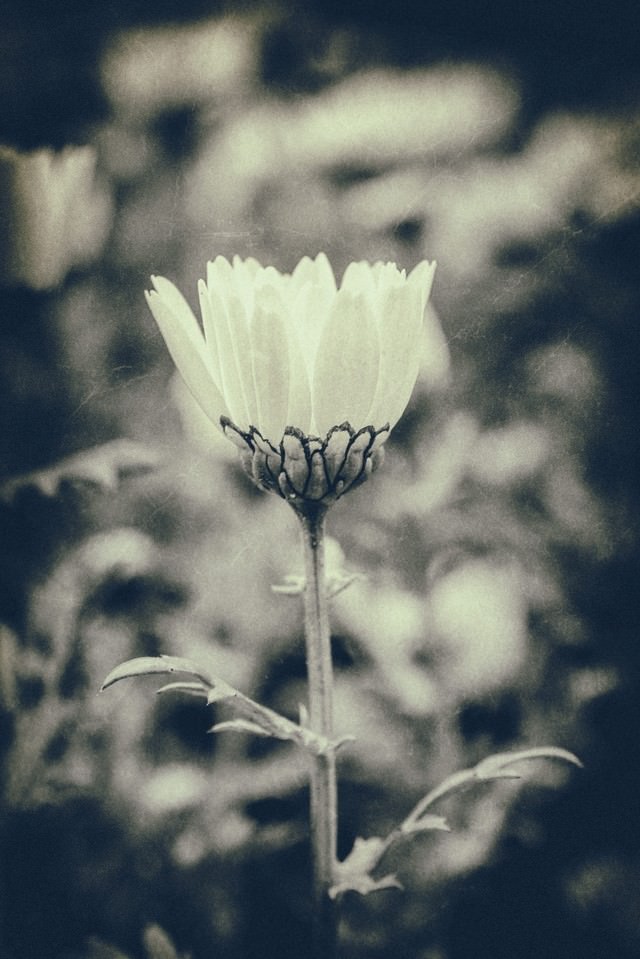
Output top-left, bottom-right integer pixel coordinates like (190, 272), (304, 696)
(367, 282), (424, 429)
(312, 289), (380, 435)
(420, 304), (451, 390)
(341, 261), (376, 298)
(408, 260), (437, 310)
(289, 281), (333, 378)
(216, 290), (255, 429)
(250, 305), (291, 441)
(253, 281), (313, 433)
(146, 280), (226, 428)
(285, 322), (313, 432)
(197, 279), (223, 390)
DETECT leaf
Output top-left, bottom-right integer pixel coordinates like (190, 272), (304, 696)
(0, 439), (160, 503)
(474, 746), (584, 780)
(330, 871), (402, 899)
(401, 814), (450, 835)
(101, 655), (215, 691)
(156, 681), (210, 698)
(330, 747), (582, 900)
(102, 654), (344, 758)
(330, 837), (402, 899)
(402, 745), (583, 829)
(271, 574), (305, 596)
(85, 938), (132, 959)
(210, 692), (337, 755)
(210, 719), (274, 737)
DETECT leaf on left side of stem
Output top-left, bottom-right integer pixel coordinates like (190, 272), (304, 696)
(0, 440), (160, 504)
(102, 656), (350, 758)
(209, 692), (345, 756)
(101, 655), (217, 691)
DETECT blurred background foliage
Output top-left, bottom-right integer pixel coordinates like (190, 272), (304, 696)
(1, 1), (640, 957)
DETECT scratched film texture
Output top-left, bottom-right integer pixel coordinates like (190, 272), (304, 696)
(1, 2), (640, 958)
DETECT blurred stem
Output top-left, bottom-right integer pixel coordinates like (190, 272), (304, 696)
(298, 507), (338, 959)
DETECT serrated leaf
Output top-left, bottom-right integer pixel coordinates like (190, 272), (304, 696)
(0, 439), (160, 503)
(101, 655), (214, 691)
(402, 744), (583, 830)
(103, 656), (346, 758)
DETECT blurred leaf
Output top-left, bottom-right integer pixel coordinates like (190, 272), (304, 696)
(143, 924), (180, 959)
(84, 938), (132, 959)
(0, 440), (161, 504)
(0, 625), (18, 710)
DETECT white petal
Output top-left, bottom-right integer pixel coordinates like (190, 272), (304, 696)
(341, 261), (376, 298)
(215, 290), (254, 429)
(250, 305), (291, 441)
(197, 279), (223, 390)
(207, 255), (234, 287)
(371, 261), (403, 289)
(312, 289), (380, 435)
(312, 252), (337, 294)
(290, 256), (317, 296)
(285, 322), (313, 432)
(420, 304), (451, 390)
(367, 282), (424, 429)
(408, 260), (437, 310)
(145, 283), (226, 428)
(233, 254), (262, 277)
(289, 281), (334, 378)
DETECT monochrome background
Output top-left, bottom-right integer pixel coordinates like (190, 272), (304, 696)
(1, 2), (639, 957)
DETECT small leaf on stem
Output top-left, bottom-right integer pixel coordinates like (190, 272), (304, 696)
(156, 681), (210, 698)
(330, 837), (402, 899)
(101, 655), (215, 690)
(401, 814), (450, 835)
(210, 719), (273, 737)
(474, 746), (584, 780)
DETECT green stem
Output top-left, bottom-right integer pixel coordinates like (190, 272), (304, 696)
(298, 507), (338, 959)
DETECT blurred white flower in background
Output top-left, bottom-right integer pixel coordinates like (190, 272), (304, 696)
(101, 16), (258, 120)
(0, 145), (111, 290)
(146, 253), (448, 505)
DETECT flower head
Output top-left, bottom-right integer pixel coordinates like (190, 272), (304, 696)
(146, 254), (444, 510)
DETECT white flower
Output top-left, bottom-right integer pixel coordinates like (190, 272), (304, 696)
(146, 254), (444, 507)
(0, 145), (110, 289)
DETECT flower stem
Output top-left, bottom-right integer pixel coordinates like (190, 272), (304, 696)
(298, 507), (338, 959)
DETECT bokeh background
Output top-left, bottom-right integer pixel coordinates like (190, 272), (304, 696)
(1, 1), (640, 957)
